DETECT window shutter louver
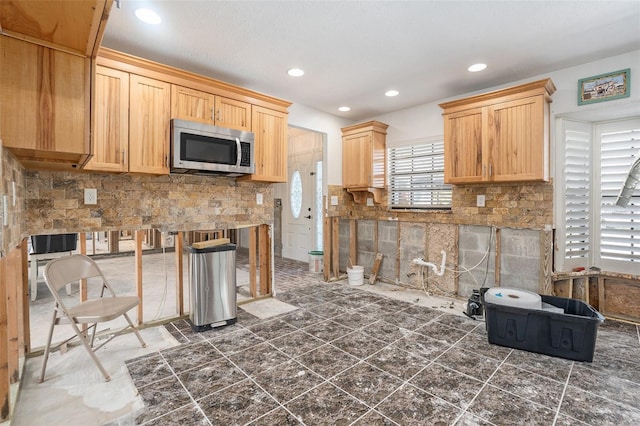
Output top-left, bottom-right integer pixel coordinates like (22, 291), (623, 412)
(598, 125), (640, 266)
(388, 139), (452, 209)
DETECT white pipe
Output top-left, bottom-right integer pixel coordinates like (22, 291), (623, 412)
(412, 250), (447, 276)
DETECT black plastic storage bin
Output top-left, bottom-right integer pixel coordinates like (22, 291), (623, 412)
(483, 294), (605, 362)
(30, 234), (78, 254)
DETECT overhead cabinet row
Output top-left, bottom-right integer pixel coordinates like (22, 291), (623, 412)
(89, 50), (289, 182)
(0, 37), (290, 183)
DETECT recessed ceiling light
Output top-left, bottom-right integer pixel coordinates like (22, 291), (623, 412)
(135, 8), (162, 25)
(287, 68), (305, 77)
(338, 106), (351, 112)
(468, 63), (487, 72)
(385, 90), (399, 97)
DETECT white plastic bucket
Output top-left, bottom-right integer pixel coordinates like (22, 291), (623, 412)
(347, 265), (364, 286)
(308, 251), (323, 273)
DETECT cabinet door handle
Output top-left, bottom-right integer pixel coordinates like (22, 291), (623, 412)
(122, 150), (126, 165)
(210, 107), (215, 122)
(489, 164), (493, 176)
(483, 165), (486, 177)
(217, 109), (223, 123)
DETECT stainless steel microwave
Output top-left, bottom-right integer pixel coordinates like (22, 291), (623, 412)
(170, 119), (255, 176)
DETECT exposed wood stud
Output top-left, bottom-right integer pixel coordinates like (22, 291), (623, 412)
(332, 217), (339, 279)
(175, 232), (184, 315)
(323, 214), (331, 282)
(249, 227), (257, 298)
(540, 229), (553, 295)
(349, 219), (357, 267)
(495, 228), (501, 287)
(259, 224), (271, 295)
(135, 230), (144, 325)
(20, 239), (31, 355)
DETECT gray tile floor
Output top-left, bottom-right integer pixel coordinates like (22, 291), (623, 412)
(115, 262), (640, 426)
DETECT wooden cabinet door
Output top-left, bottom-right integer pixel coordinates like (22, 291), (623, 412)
(214, 97), (251, 131)
(85, 66), (129, 172)
(443, 107), (484, 183)
(0, 36), (89, 165)
(129, 75), (171, 174)
(342, 132), (372, 188)
(488, 95), (546, 182)
(171, 85), (215, 124)
(249, 106), (287, 182)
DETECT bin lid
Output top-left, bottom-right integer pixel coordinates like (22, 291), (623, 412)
(308, 250), (323, 255)
(186, 243), (237, 253)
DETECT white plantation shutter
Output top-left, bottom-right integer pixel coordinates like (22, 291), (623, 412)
(557, 118), (640, 275)
(388, 138), (452, 209)
(563, 121), (592, 262)
(596, 120), (640, 271)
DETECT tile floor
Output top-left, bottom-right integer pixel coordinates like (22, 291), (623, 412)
(109, 261), (640, 426)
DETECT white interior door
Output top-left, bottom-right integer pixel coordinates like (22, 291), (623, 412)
(281, 129), (323, 262)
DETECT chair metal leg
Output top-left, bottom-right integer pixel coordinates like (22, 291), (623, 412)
(68, 321), (111, 381)
(123, 312), (147, 348)
(39, 308), (59, 382)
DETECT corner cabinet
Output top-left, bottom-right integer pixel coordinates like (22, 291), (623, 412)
(440, 78), (556, 184)
(0, 36), (90, 169)
(341, 121), (388, 204)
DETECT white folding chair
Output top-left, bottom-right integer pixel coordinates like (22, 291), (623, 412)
(39, 254), (146, 382)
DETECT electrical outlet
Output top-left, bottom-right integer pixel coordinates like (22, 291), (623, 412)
(256, 193), (263, 205)
(477, 194), (485, 207)
(84, 188), (97, 205)
(366, 198), (374, 206)
(331, 196), (338, 206)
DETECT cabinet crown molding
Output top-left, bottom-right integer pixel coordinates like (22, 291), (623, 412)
(341, 120), (389, 136)
(439, 78), (556, 113)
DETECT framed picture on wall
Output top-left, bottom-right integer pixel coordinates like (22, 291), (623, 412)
(578, 68), (630, 105)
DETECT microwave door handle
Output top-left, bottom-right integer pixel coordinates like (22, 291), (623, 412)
(236, 137), (241, 167)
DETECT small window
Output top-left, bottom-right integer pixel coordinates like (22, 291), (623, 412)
(388, 137), (452, 209)
(290, 170), (302, 219)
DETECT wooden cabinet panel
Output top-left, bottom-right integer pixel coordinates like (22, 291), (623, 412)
(0, 36), (90, 167)
(489, 96), (546, 182)
(443, 108), (483, 183)
(342, 133), (372, 188)
(171, 85), (251, 131)
(440, 78), (555, 184)
(129, 75), (171, 174)
(171, 85), (215, 123)
(85, 66), (129, 172)
(341, 121), (388, 203)
(215, 96), (251, 131)
(246, 106), (287, 182)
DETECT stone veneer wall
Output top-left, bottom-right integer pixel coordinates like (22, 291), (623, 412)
(0, 148), (26, 256)
(25, 170), (274, 236)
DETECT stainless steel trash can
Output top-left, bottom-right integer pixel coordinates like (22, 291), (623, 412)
(188, 243), (237, 331)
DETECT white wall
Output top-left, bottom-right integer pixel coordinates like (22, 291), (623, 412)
(287, 103), (353, 186)
(287, 49), (639, 185)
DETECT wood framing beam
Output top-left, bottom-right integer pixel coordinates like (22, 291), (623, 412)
(349, 219), (357, 267)
(175, 232), (184, 315)
(332, 217), (339, 279)
(540, 229), (554, 295)
(6, 248), (19, 384)
(494, 228), (501, 287)
(0, 256), (8, 421)
(259, 224), (271, 296)
(19, 239), (30, 355)
(135, 230), (144, 325)
(249, 227), (257, 298)
(79, 232), (88, 302)
(323, 215), (331, 282)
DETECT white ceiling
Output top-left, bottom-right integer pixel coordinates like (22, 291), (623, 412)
(103, 1), (640, 121)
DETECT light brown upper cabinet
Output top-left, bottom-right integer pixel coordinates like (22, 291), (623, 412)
(171, 85), (251, 131)
(341, 121), (388, 204)
(87, 67), (171, 175)
(440, 78), (556, 184)
(0, 36), (90, 169)
(93, 47), (290, 179)
(129, 75), (171, 174)
(85, 66), (129, 172)
(242, 106), (288, 183)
